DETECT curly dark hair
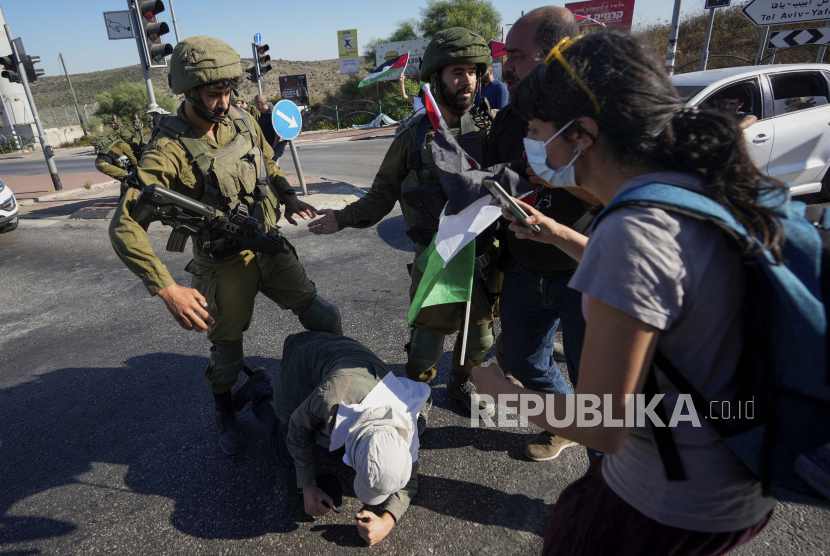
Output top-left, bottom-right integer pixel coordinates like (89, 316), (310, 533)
(512, 30), (786, 263)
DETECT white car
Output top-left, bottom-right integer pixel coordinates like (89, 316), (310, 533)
(0, 178), (19, 233)
(672, 63), (830, 199)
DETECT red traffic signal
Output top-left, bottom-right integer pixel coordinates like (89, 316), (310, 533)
(133, 0), (172, 68)
(137, 0), (165, 20)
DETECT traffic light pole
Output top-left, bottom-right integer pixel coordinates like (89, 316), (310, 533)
(128, 1), (157, 107)
(252, 42), (263, 95)
(665, 0), (683, 76)
(59, 53), (87, 136)
(4, 24), (61, 190)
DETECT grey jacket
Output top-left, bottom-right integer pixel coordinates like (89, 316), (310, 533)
(273, 331), (418, 522)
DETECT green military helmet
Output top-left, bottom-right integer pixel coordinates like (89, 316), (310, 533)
(419, 27), (491, 83)
(119, 127), (134, 141)
(169, 36), (243, 94)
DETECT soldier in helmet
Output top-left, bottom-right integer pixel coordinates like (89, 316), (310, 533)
(309, 28), (500, 426)
(92, 132), (138, 194)
(109, 36), (342, 456)
(119, 114), (149, 158)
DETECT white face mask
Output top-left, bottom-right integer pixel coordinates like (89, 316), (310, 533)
(523, 119), (584, 188)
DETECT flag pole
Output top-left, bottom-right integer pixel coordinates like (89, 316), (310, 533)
(459, 299), (472, 363)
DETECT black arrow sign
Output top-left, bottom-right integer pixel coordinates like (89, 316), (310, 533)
(769, 28), (830, 49)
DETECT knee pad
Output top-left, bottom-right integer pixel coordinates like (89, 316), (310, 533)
(206, 343), (245, 393)
(298, 296), (342, 336)
(464, 322), (495, 361)
(406, 327), (445, 374)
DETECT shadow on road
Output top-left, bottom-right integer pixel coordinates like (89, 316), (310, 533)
(0, 352), (539, 548)
(0, 353), (306, 546)
(376, 215), (412, 252)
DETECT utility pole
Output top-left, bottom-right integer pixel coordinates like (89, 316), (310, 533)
(59, 53), (86, 135)
(168, 0), (181, 43)
(665, 0), (683, 75)
(4, 24), (61, 190)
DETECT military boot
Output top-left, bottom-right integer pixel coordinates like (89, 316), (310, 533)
(213, 391), (243, 455)
(447, 370), (495, 417)
(232, 367), (270, 412)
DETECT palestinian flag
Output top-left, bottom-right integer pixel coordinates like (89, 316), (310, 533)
(489, 40), (505, 60)
(358, 52), (409, 87)
(408, 237), (475, 326)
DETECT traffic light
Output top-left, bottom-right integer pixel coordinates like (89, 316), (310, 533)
(134, 0), (173, 68)
(257, 44), (272, 76)
(246, 64), (258, 83)
(0, 55), (19, 83)
(14, 38), (43, 82)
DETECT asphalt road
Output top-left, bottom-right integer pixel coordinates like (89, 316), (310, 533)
(1, 140), (829, 554)
(0, 138), (393, 189)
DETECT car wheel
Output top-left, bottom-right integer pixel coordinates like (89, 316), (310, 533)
(819, 171), (830, 201)
(0, 217), (18, 233)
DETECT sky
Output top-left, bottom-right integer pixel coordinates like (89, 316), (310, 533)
(0, 0), (718, 77)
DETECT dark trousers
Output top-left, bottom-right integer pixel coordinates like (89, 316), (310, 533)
(500, 258), (602, 461)
(251, 382), (293, 466)
(542, 457), (772, 556)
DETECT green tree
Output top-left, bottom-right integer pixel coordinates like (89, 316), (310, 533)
(95, 81), (178, 125)
(419, 0), (501, 40)
(363, 0), (501, 64)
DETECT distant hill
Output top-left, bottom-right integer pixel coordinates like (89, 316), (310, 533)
(31, 6), (830, 113)
(639, 5), (830, 73)
(29, 57), (361, 110)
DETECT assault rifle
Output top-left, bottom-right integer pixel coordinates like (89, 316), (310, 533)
(130, 184), (290, 260)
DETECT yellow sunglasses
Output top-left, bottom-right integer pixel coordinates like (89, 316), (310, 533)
(542, 36), (601, 117)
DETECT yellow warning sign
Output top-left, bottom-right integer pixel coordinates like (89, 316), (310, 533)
(337, 29), (359, 59)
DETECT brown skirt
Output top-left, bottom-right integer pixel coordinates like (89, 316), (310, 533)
(542, 457), (772, 556)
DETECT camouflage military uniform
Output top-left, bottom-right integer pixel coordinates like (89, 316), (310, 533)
(92, 133), (137, 192)
(333, 28), (499, 393)
(109, 35), (341, 455)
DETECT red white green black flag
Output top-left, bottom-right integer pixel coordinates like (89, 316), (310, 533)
(358, 52), (409, 88)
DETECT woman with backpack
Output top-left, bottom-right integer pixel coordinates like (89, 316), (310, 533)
(471, 30), (792, 555)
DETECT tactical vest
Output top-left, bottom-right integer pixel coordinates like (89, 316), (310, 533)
(400, 111), (490, 234)
(92, 133), (124, 166)
(156, 107), (281, 234)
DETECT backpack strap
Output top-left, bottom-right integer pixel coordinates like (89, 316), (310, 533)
(642, 366), (687, 481)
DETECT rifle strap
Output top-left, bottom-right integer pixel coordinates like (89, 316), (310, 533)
(408, 116), (432, 173)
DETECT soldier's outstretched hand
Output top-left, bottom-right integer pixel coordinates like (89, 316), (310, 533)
(283, 193), (318, 226)
(157, 284), (215, 332)
(308, 209), (340, 235)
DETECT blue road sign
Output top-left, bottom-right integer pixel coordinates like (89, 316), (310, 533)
(254, 33), (262, 44)
(272, 100), (302, 141)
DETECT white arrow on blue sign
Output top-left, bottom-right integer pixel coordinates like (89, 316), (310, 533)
(272, 100), (302, 141)
(255, 33), (262, 44)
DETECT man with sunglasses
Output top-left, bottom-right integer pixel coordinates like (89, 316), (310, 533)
(109, 36), (342, 456)
(486, 8), (598, 462)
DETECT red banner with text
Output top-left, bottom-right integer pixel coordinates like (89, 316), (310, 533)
(564, 0), (636, 32)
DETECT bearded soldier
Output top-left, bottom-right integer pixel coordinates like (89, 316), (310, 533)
(309, 28), (500, 426)
(109, 36), (342, 455)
